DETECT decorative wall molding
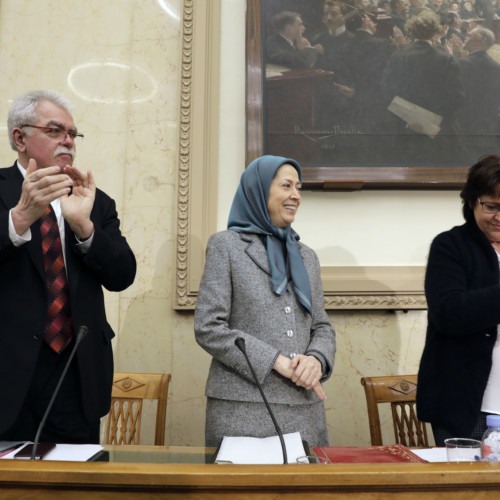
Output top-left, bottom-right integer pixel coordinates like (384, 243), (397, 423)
(175, 0), (220, 309)
(175, 0), (193, 309)
(321, 266), (426, 310)
(324, 293), (427, 310)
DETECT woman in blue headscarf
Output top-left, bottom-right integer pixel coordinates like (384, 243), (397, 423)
(194, 155), (336, 447)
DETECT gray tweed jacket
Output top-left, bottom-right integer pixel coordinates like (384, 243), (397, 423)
(194, 230), (336, 405)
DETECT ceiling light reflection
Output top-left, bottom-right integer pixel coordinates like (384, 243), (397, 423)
(67, 61), (158, 104)
(158, 0), (180, 20)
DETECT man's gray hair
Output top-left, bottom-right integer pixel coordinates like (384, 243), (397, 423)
(471, 26), (495, 51)
(7, 90), (73, 151)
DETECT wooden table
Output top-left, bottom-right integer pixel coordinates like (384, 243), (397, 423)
(1, 445), (500, 499)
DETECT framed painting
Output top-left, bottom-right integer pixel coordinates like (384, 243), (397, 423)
(246, 0), (489, 189)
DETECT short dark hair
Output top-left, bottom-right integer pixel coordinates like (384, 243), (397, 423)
(273, 11), (300, 32)
(345, 9), (366, 31)
(325, 0), (350, 14)
(446, 11), (459, 25)
(460, 155), (500, 222)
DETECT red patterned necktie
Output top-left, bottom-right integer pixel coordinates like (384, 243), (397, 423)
(39, 205), (73, 353)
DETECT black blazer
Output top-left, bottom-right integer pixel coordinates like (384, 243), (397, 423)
(313, 29), (353, 82)
(266, 33), (317, 69)
(457, 50), (500, 136)
(417, 220), (500, 436)
(0, 164), (136, 433)
(382, 40), (464, 131)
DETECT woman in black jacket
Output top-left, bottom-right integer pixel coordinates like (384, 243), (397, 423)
(417, 155), (500, 445)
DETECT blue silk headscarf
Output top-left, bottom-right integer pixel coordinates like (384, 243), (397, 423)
(227, 155), (312, 315)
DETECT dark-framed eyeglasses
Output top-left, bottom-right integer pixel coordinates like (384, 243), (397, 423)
(20, 124), (84, 141)
(478, 198), (500, 215)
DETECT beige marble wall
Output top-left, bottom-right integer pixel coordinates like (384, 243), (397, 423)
(0, 0), (185, 445)
(328, 310), (428, 445)
(0, 0), (434, 447)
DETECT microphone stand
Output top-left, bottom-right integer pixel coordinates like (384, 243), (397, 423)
(31, 325), (88, 460)
(235, 337), (288, 464)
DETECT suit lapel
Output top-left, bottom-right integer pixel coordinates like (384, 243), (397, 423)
(0, 164), (45, 281)
(241, 233), (271, 275)
(0, 164), (23, 211)
(240, 231), (305, 276)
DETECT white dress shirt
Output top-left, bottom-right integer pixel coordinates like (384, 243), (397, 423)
(8, 161), (93, 258)
(481, 251), (500, 414)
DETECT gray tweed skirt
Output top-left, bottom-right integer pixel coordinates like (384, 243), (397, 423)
(205, 397), (329, 447)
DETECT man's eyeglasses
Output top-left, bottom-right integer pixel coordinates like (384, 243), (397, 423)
(478, 198), (500, 215)
(20, 124), (84, 141)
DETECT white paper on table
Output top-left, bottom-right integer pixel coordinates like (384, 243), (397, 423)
(215, 431), (306, 464)
(265, 63), (290, 78)
(411, 447), (448, 462)
(1, 442), (103, 461)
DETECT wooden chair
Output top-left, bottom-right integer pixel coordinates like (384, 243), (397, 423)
(360, 375), (429, 447)
(105, 372), (171, 445)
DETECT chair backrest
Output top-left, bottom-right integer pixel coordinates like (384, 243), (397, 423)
(106, 372), (171, 446)
(360, 375), (429, 447)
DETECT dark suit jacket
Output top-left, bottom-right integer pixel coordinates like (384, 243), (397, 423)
(343, 30), (396, 132)
(457, 50), (500, 161)
(417, 221), (500, 436)
(382, 40), (465, 163)
(383, 40), (464, 126)
(266, 33), (317, 69)
(310, 29), (354, 130)
(313, 29), (353, 83)
(446, 27), (465, 42)
(475, 0), (496, 25)
(390, 12), (408, 35)
(0, 164), (136, 433)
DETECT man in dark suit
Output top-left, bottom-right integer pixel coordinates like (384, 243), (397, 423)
(313, 0), (353, 80)
(0, 90), (136, 444)
(457, 27), (500, 163)
(266, 10), (322, 69)
(390, 0), (410, 36)
(445, 11), (466, 43)
(430, 0), (450, 16)
(310, 1), (356, 157)
(343, 9), (399, 161)
(382, 10), (465, 164)
(474, 0), (498, 29)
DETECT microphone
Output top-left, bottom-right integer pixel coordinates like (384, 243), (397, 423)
(31, 325), (88, 460)
(234, 337), (288, 464)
